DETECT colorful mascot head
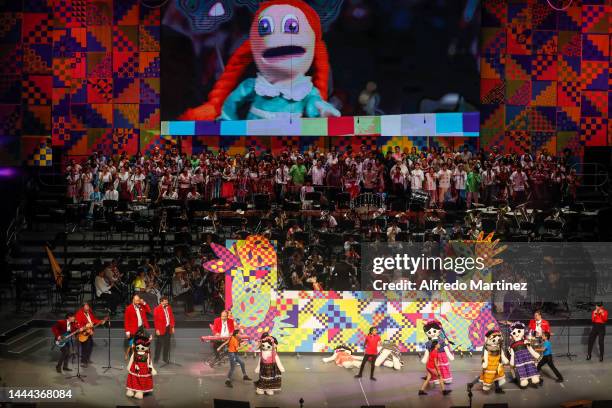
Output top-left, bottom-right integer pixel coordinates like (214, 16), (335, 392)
(184, 0), (330, 120)
(484, 329), (503, 351)
(509, 322), (526, 342)
(134, 332), (152, 357)
(423, 320), (443, 341)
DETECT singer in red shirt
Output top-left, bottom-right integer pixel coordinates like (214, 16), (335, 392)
(355, 327), (380, 380)
(587, 303), (608, 362)
(153, 296), (175, 364)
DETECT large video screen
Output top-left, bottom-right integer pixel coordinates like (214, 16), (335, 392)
(161, 0), (480, 121)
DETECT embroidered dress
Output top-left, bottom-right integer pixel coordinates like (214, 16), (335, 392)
(479, 350), (506, 387)
(254, 351), (282, 391)
(510, 340), (539, 381)
(426, 339), (453, 384)
(126, 353), (153, 393)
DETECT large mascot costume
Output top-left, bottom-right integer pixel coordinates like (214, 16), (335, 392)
(181, 0), (340, 121)
(126, 332), (156, 399)
(254, 336), (285, 395)
(420, 320), (454, 384)
(508, 322), (541, 388)
(322, 345), (363, 369)
(479, 329), (508, 393)
(375, 341), (403, 370)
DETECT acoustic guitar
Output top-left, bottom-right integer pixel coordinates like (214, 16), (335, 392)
(77, 317), (109, 343)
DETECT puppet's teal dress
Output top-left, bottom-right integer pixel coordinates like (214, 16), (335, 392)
(219, 74), (340, 121)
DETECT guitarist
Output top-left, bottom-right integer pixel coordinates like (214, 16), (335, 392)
(51, 312), (80, 373)
(75, 302), (107, 368)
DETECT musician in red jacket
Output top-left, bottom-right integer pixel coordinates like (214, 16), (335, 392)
(211, 310), (235, 357)
(124, 294), (151, 339)
(528, 310), (551, 339)
(51, 312), (79, 373)
(153, 296), (175, 364)
(75, 302), (108, 367)
(587, 303), (608, 362)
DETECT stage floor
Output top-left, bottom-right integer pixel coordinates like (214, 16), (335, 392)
(0, 335), (611, 408)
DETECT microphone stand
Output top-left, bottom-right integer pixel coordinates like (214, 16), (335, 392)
(556, 308), (577, 360)
(67, 334), (86, 382)
(102, 312), (122, 373)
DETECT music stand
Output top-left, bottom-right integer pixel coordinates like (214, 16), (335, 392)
(67, 335), (86, 382)
(102, 312), (122, 373)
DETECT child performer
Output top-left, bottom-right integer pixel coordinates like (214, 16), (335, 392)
(218, 329), (252, 387)
(537, 332), (563, 383)
(355, 327), (380, 380)
(419, 341), (452, 396)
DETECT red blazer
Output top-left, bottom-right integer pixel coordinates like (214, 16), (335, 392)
(51, 319), (78, 338)
(124, 302), (151, 336)
(212, 317), (235, 336)
(153, 305), (175, 335)
(528, 319), (551, 335)
(75, 308), (101, 328)
(593, 309), (608, 324)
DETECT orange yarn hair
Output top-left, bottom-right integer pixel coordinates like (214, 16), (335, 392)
(180, 0), (330, 120)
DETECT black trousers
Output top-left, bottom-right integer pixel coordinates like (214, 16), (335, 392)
(155, 331), (171, 363)
(80, 336), (93, 363)
(537, 355), (563, 380)
(587, 324), (606, 358)
(57, 344), (71, 369)
(357, 354), (377, 378)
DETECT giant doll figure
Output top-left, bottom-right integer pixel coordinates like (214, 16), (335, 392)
(181, 0), (340, 121)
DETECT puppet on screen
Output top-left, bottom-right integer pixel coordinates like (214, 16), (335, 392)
(181, 0), (340, 121)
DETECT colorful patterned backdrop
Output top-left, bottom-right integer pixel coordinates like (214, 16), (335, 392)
(202, 235), (498, 353)
(0, 0), (161, 166)
(481, 0), (610, 159)
(3, 1), (610, 165)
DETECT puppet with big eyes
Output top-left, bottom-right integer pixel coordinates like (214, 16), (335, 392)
(126, 332), (157, 400)
(508, 322), (540, 388)
(420, 320), (455, 384)
(254, 336), (285, 395)
(479, 329), (509, 393)
(181, 0), (340, 121)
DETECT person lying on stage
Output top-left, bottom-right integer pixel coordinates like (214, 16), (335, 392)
(75, 302), (109, 368)
(218, 329), (252, 388)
